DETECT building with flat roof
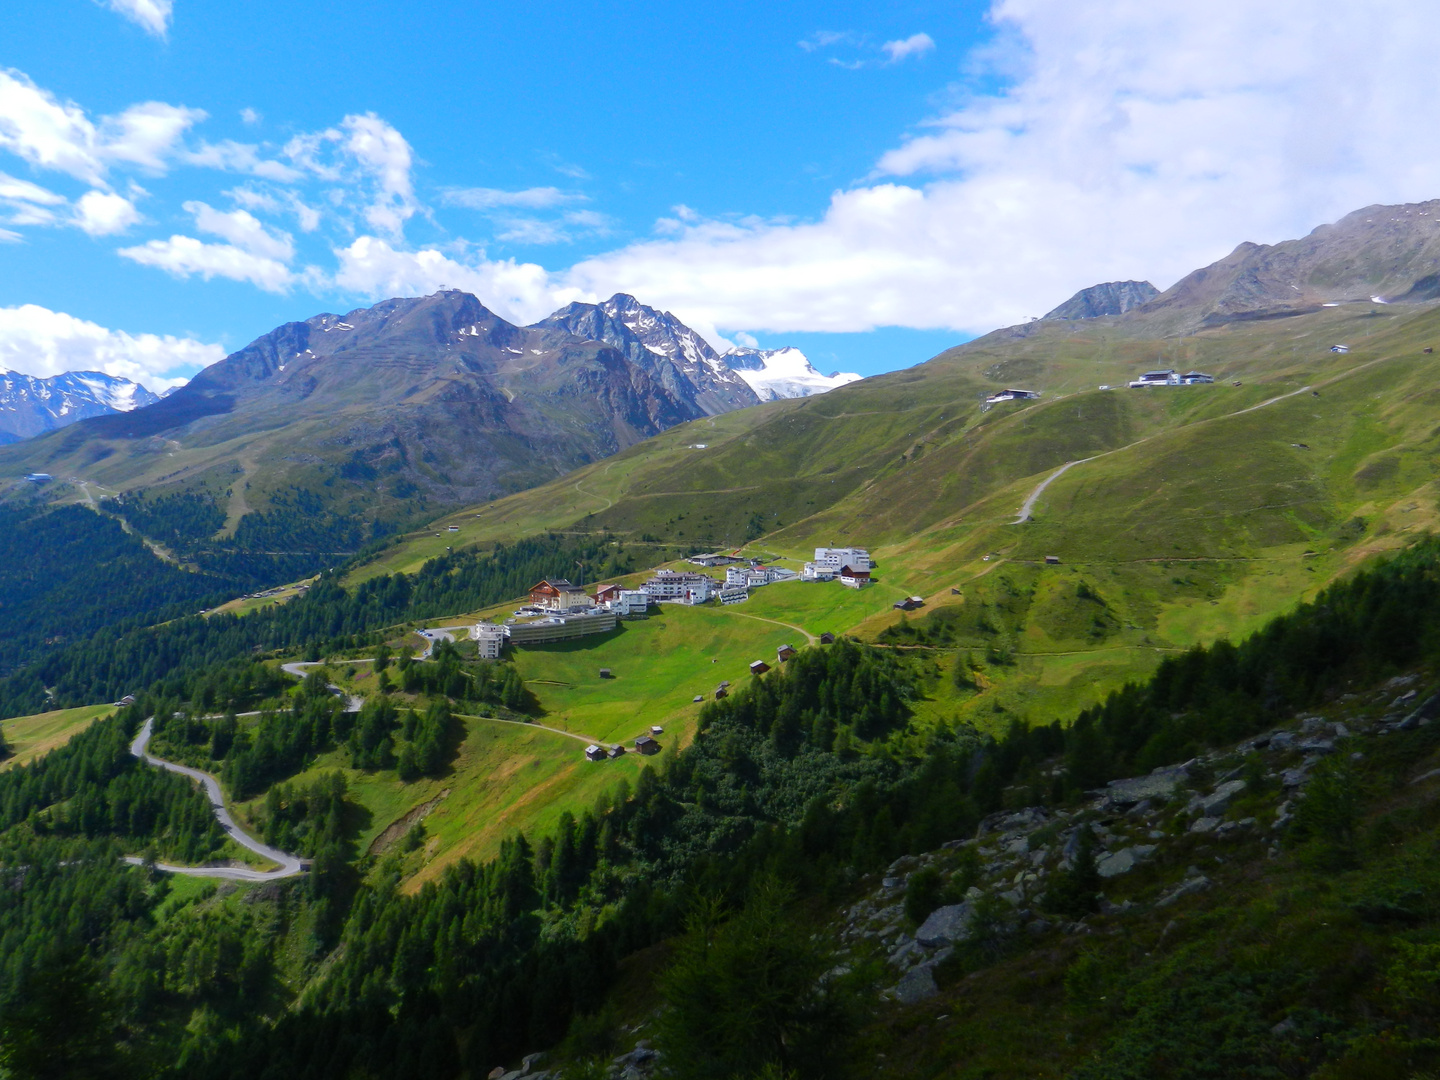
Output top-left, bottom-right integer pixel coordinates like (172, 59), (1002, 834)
(505, 608), (617, 645)
(470, 622), (507, 659)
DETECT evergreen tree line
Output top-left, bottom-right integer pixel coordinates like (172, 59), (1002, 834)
(385, 641), (531, 713)
(0, 707), (222, 862)
(0, 532), (642, 717)
(1056, 535), (1440, 793)
(0, 503), (229, 679)
(10, 541), (1440, 1077)
(149, 660), (509, 797)
(261, 772), (350, 858)
(184, 539), (1440, 1078)
(100, 490), (226, 546)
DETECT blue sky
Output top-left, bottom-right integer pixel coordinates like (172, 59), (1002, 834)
(2, 0), (1439, 389)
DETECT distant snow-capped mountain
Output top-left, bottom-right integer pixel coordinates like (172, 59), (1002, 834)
(0, 369), (160, 445)
(721, 346), (862, 402)
(533, 293), (760, 415)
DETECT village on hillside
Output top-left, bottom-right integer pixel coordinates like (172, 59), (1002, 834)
(470, 545), (874, 654)
(463, 545), (876, 765)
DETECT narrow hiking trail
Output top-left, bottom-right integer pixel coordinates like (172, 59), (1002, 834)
(455, 712), (610, 746)
(129, 718), (304, 880)
(1012, 383), (1316, 524)
(725, 609), (818, 645)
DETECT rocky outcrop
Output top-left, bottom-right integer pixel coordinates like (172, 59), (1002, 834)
(823, 676), (1440, 1009)
(1043, 280), (1159, 320)
(532, 294), (759, 416)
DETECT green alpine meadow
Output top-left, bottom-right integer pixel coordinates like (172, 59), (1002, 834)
(4, 6), (1440, 1077)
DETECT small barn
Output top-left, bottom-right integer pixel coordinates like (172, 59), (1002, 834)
(1044, 555), (1061, 565)
(714, 686), (729, 699)
(608, 744), (627, 759)
(749, 660), (771, 675)
(584, 744), (606, 762)
(776, 644), (796, 662)
(650, 725), (664, 735)
(599, 668), (613, 679)
(635, 735), (660, 755)
(819, 632), (835, 645)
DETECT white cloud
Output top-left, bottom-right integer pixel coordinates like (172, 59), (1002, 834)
(0, 69), (202, 185)
(0, 69), (107, 184)
(495, 219), (570, 245)
(225, 186), (321, 231)
(183, 199), (294, 260)
(443, 186), (581, 210)
(0, 171), (65, 227)
(332, 236), (577, 325)
(0, 303), (219, 390)
(882, 33), (935, 63)
(103, 0), (173, 38)
(74, 190), (141, 235)
(799, 31), (853, 52)
(184, 139), (300, 182)
(0, 172), (65, 207)
(338, 113), (416, 238)
(239, 107), (261, 125)
(118, 234), (296, 292)
(558, 0), (1440, 338)
(98, 101), (203, 172)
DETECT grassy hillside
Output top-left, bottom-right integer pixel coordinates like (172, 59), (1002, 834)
(347, 300), (1440, 735)
(239, 592), (873, 888)
(0, 703), (116, 771)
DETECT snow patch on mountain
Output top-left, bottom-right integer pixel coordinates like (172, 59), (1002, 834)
(722, 347), (861, 401)
(0, 369), (160, 443)
(531, 294), (760, 416)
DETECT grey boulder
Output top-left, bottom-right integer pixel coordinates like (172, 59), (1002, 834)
(892, 963), (938, 1004)
(916, 903), (975, 947)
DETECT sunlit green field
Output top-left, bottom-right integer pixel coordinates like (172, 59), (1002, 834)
(1, 703), (116, 770)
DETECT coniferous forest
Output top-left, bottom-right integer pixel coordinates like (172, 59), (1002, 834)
(5, 536), (1440, 1076)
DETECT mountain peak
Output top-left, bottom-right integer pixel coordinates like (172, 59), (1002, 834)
(0, 369), (159, 444)
(1043, 280), (1160, 320)
(720, 346), (861, 402)
(532, 296), (759, 416)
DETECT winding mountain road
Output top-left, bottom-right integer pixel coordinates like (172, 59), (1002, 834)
(281, 659), (367, 710)
(1012, 383), (1315, 524)
(129, 718), (304, 880)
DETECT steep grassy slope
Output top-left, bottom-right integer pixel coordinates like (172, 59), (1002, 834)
(242, 588), (881, 888)
(0, 703), (116, 771)
(351, 299), (1440, 733)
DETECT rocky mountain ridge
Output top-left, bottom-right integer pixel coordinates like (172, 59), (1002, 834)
(532, 293), (761, 415)
(0, 369), (159, 444)
(1043, 280), (1159, 321)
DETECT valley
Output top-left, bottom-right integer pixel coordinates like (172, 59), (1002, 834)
(7, 199), (1440, 1079)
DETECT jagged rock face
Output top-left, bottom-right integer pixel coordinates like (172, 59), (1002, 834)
(1043, 280), (1160, 320)
(533, 293), (760, 416)
(0, 370), (158, 444)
